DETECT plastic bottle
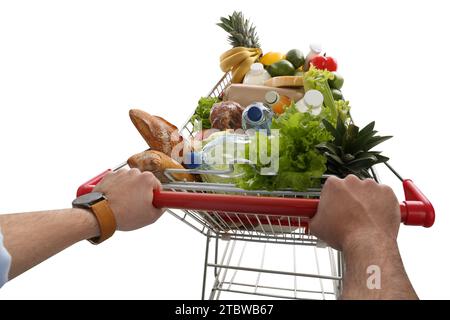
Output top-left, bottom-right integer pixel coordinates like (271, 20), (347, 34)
(295, 90), (324, 115)
(264, 91), (293, 115)
(243, 63), (271, 86)
(184, 133), (250, 169)
(183, 133), (250, 183)
(242, 102), (273, 133)
(304, 43), (322, 71)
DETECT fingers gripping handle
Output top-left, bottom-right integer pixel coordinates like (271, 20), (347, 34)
(76, 169), (111, 197)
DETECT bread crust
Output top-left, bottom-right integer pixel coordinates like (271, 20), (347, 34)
(127, 150), (195, 183)
(129, 109), (184, 159)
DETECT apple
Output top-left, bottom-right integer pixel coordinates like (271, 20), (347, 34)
(310, 54), (338, 72)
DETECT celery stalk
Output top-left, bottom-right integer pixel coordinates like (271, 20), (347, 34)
(303, 66), (338, 122)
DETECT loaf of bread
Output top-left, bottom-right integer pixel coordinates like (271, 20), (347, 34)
(223, 84), (304, 108)
(264, 76), (304, 88)
(127, 150), (195, 183)
(129, 109), (185, 162)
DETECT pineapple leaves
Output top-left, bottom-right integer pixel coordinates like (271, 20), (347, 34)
(358, 121), (376, 139)
(316, 142), (337, 155)
(318, 118), (392, 179)
(324, 151), (345, 165)
(365, 135), (393, 151)
(322, 119), (337, 137)
(217, 11), (261, 48)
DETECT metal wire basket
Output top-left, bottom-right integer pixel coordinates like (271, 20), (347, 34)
(76, 72), (435, 300)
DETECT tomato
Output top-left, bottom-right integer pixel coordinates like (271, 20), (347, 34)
(310, 55), (327, 69)
(324, 56), (338, 72)
(310, 55), (338, 71)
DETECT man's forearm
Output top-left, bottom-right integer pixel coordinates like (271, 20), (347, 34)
(341, 235), (418, 300)
(0, 209), (99, 280)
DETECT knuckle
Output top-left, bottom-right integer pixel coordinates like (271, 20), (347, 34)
(141, 171), (156, 181)
(116, 168), (127, 175)
(324, 175), (341, 188)
(141, 171), (160, 186)
(142, 171), (155, 177)
(363, 177), (377, 186)
(379, 183), (395, 195)
(344, 174), (361, 183)
(129, 168), (141, 175)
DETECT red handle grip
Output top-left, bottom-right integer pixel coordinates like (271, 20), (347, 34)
(152, 179), (434, 228)
(76, 169), (111, 197)
(400, 179), (435, 228)
(153, 190), (318, 218)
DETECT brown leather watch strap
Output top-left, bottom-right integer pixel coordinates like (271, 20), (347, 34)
(88, 199), (117, 244)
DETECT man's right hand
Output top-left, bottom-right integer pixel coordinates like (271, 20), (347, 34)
(310, 175), (401, 251)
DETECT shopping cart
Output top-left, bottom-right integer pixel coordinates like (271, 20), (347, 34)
(76, 72), (435, 300)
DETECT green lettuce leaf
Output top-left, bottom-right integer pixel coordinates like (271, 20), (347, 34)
(190, 97), (220, 129)
(235, 104), (332, 191)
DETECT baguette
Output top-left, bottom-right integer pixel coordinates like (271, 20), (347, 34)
(127, 150), (195, 183)
(129, 109), (185, 161)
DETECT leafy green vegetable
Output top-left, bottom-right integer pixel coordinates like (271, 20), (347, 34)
(335, 99), (351, 123)
(190, 97), (220, 129)
(235, 104), (333, 191)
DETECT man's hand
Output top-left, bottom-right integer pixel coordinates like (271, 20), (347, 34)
(310, 174), (400, 251)
(94, 168), (164, 231)
(310, 175), (417, 299)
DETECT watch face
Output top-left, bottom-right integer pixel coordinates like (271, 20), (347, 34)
(72, 192), (105, 208)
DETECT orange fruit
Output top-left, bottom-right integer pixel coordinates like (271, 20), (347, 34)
(259, 52), (285, 66)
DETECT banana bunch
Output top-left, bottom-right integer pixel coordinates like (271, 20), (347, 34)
(220, 47), (263, 83)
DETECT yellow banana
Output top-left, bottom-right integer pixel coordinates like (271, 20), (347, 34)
(231, 55), (258, 83)
(220, 47), (262, 62)
(220, 47), (249, 61)
(251, 48), (263, 59)
(220, 50), (252, 72)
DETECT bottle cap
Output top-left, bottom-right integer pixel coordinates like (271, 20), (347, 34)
(265, 91), (279, 105)
(183, 151), (202, 169)
(304, 90), (324, 108)
(250, 63), (264, 72)
(309, 43), (322, 54)
(247, 105), (263, 122)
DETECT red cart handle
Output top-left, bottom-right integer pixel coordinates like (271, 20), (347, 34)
(401, 179), (435, 227)
(77, 171), (434, 228)
(76, 169), (111, 197)
(152, 180), (434, 228)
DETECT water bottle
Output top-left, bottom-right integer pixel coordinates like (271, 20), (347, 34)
(242, 102), (273, 133)
(183, 132), (250, 183)
(243, 63), (271, 86)
(295, 89), (324, 115)
(184, 133), (250, 169)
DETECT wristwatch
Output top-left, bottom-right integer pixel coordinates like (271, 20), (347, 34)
(72, 192), (117, 245)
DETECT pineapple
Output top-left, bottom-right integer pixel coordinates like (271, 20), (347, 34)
(217, 11), (261, 48)
(317, 117), (392, 179)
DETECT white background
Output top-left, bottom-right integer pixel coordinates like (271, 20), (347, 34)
(0, 0), (449, 299)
